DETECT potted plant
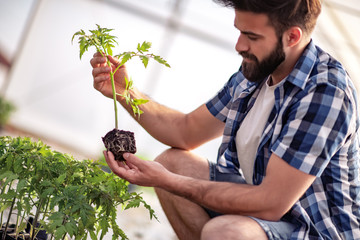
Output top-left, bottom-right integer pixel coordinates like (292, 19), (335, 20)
(72, 24), (170, 161)
(0, 136), (156, 240)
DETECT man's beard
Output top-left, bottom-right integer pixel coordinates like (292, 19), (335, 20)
(239, 39), (285, 83)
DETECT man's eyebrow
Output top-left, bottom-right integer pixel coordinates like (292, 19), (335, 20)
(234, 24), (263, 38)
(241, 31), (262, 37)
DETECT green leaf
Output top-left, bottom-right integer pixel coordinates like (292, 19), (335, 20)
(40, 187), (55, 198)
(93, 37), (101, 46)
(133, 98), (149, 105)
(54, 225), (67, 240)
(71, 30), (85, 43)
(0, 171), (18, 183)
(17, 222), (27, 234)
(131, 105), (141, 116)
(127, 77), (133, 90)
(124, 95), (130, 105)
(65, 221), (78, 237)
(124, 76), (129, 90)
(89, 230), (97, 240)
(79, 38), (88, 59)
(56, 173), (66, 185)
(0, 202), (12, 212)
(137, 41), (152, 52)
(16, 179), (28, 192)
(120, 52), (132, 65)
(125, 197), (141, 210)
(154, 55), (171, 68)
(140, 55), (149, 68)
(106, 44), (114, 56)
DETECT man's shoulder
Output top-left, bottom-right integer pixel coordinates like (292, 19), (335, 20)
(309, 44), (349, 89)
(292, 41), (352, 94)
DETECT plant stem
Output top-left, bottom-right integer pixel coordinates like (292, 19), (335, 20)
(0, 181), (8, 228)
(17, 211), (26, 240)
(14, 197), (22, 239)
(91, 40), (119, 129)
(2, 197), (15, 240)
(109, 71), (118, 129)
(61, 215), (68, 240)
(31, 199), (44, 240)
(61, 233), (67, 240)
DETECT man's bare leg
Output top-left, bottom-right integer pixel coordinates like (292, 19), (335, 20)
(154, 148), (210, 240)
(201, 215), (268, 240)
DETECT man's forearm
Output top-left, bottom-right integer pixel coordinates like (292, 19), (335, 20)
(159, 171), (279, 221)
(158, 153), (317, 222)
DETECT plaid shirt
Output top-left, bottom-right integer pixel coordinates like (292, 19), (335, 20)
(206, 40), (360, 239)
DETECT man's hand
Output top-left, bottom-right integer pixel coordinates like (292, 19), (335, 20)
(90, 53), (128, 99)
(103, 151), (169, 187)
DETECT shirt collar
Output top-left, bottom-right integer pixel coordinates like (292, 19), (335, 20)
(284, 40), (317, 90)
(238, 40), (318, 91)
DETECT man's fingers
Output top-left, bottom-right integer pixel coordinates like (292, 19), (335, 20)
(92, 66), (111, 78)
(103, 151), (130, 177)
(93, 52), (103, 57)
(90, 55), (106, 68)
(123, 153), (141, 165)
(107, 55), (119, 65)
(103, 150), (115, 167)
(104, 151), (134, 171)
(123, 153), (145, 173)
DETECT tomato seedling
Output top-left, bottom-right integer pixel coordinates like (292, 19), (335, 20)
(72, 24), (170, 128)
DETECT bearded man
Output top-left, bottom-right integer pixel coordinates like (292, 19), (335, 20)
(90, 0), (360, 239)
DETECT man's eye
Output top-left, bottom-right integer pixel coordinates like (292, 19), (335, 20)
(248, 36), (258, 41)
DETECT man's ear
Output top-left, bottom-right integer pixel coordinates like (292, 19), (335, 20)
(284, 26), (302, 47)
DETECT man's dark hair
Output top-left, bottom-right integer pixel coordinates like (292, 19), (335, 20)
(214, 0), (322, 37)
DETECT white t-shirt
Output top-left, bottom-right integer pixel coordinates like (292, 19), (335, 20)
(235, 77), (280, 184)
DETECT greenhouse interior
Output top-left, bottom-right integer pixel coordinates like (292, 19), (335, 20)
(0, 0), (359, 239)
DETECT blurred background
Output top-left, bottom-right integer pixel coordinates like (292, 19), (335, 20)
(0, 0), (359, 161)
(0, 0), (359, 239)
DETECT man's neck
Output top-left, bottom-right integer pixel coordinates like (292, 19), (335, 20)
(270, 39), (310, 85)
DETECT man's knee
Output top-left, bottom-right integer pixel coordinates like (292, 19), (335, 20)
(201, 215), (268, 240)
(153, 148), (183, 197)
(154, 148), (183, 173)
(154, 148), (209, 178)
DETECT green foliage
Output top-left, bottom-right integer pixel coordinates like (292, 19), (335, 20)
(125, 193), (157, 221)
(0, 97), (15, 128)
(0, 136), (157, 240)
(72, 25), (117, 60)
(72, 25), (170, 127)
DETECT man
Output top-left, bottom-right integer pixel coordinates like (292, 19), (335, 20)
(90, 0), (360, 239)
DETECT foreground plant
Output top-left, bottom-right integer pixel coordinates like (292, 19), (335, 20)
(0, 136), (156, 240)
(72, 24), (170, 161)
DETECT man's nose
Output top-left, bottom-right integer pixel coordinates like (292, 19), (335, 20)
(235, 34), (250, 53)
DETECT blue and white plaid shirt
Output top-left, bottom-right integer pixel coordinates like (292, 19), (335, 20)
(206, 40), (360, 239)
